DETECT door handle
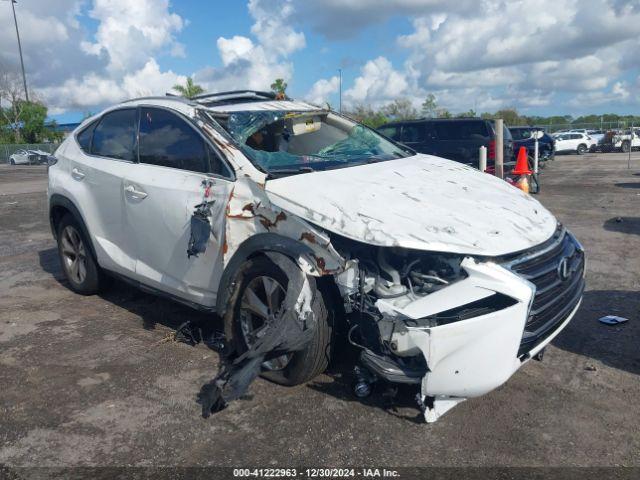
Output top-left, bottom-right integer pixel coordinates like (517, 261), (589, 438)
(71, 168), (85, 180)
(124, 184), (148, 199)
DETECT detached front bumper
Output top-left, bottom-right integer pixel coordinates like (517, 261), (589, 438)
(369, 228), (585, 422)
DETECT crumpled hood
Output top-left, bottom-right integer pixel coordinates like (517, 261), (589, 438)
(265, 154), (557, 257)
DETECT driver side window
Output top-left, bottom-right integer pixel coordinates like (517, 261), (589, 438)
(139, 107), (232, 177)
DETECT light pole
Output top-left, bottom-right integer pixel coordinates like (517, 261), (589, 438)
(6, 0), (29, 102)
(338, 68), (342, 113)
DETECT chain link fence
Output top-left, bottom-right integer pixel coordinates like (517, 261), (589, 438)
(1, 143), (60, 163)
(537, 122), (635, 133)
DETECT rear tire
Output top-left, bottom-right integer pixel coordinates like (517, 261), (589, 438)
(9, 159), (15, 165)
(56, 214), (105, 295)
(576, 144), (587, 155)
(226, 256), (332, 386)
(621, 141), (631, 153)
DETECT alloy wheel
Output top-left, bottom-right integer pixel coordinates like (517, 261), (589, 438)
(60, 225), (88, 284)
(239, 275), (291, 370)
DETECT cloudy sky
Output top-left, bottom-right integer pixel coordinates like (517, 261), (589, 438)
(1, 0), (639, 122)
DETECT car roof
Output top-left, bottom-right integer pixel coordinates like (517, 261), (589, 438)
(117, 92), (319, 116)
(383, 117), (489, 127)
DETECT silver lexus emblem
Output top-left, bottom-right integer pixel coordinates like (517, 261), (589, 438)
(557, 256), (571, 281)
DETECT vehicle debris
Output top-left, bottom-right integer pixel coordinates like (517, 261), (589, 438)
(599, 315), (629, 325)
(187, 180), (216, 258)
(198, 253), (318, 417)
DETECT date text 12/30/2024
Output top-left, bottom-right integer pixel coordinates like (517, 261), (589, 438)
(233, 468), (400, 478)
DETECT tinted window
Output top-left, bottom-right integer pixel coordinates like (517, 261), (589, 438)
(503, 125), (513, 141)
(433, 121), (489, 140)
(139, 107), (209, 173)
(401, 124), (424, 142)
(91, 109), (136, 161)
(378, 125), (399, 140)
(510, 128), (534, 141)
(76, 120), (97, 153)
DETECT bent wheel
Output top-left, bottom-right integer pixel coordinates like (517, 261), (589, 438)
(227, 256), (332, 386)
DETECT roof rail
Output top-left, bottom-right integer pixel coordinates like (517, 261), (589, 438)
(120, 95), (195, 106)
(191, 90), (291, 106)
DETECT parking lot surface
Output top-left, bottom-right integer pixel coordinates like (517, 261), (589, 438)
(0, 154), (639, 467)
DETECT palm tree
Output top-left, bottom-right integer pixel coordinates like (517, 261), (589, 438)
(173, 77), (205, 99)
(270, 78), (287, 99)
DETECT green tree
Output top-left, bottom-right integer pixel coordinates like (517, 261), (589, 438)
(421, 94), (437, 117)
(382, 98), (418, 120)
(173, 77), (205, 99)
(436, 108), (452, 118)
(270, 78), (288, 98)
(456, 109), (477, 118)
(345, 104), (389, 128)
(20, 101), (48, 143)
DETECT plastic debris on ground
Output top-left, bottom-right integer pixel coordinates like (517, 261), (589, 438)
(598, 315), (629, 326)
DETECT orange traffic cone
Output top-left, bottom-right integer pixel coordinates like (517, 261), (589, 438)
(512, 147), (532, 194)
(512, 147), (532, 175)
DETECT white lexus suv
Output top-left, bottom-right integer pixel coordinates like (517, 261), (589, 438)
(48, 91), (585, 422)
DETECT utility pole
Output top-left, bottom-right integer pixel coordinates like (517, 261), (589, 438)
(7, 0), (29, 102)
(338, 69), (342, 113)
(495, 119), (504, 179)
(629, 122), (633, 170)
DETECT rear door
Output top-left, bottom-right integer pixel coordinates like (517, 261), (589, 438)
(431, 120), (489, 164)
(399, 122), (427, 151)
(69, 108), (138, 275)
(123, 106), (234, 307)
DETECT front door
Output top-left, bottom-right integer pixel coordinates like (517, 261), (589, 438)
(124, 106), (234, 308)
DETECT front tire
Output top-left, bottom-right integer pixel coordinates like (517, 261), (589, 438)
(621, 141), (631, 153)
(9, 159), (15, 165)
(56, 214), (105, 295)
(226, 256), (332, 386)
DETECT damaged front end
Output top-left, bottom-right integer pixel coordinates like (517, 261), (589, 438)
(328, 230), (582, 422)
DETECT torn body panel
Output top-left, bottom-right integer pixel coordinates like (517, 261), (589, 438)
(222, 173), (345, 277)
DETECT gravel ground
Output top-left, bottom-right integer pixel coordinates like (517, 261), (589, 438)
(0, 154), (638, 468)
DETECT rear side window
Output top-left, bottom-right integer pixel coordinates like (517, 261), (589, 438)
(401, 124), (424, 142)
(139, 107), (209, 173)
(76, 120), (97, 153)
(433, 121), (490, 140)
(91, 109), (137, 161)
(378, 125), (400, 140)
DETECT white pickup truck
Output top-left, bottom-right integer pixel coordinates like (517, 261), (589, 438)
(613, 129), (640, 153)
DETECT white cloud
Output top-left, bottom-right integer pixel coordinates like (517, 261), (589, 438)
(81, 0), (185, 72)
(3, 0), (640, 116)
(568, 81), (631, 107)
(248, 0), (306, 56)
(295, 0), (477, 39)
(196, 0), (304, 93)
(40, 59), (185, 111)
(305, 76), (339, 106)
(344, 57), (408, 106)
(0, 0), (187, 113)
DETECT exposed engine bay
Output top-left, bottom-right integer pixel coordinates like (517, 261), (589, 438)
(330, 236), (471, 419)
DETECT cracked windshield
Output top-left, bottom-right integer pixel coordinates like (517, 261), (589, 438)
(218, 110), (410, 175)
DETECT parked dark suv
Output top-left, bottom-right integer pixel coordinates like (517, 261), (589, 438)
(378, 118), (515, 169)
(509, 127), (554, 161)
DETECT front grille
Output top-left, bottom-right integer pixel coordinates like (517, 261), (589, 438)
(503, 227), (585, 357)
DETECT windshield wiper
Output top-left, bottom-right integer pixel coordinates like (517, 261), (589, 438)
(267, 166), (317, 178)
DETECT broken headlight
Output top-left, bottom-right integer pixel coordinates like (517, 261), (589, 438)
(334, 242), (467, 302)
